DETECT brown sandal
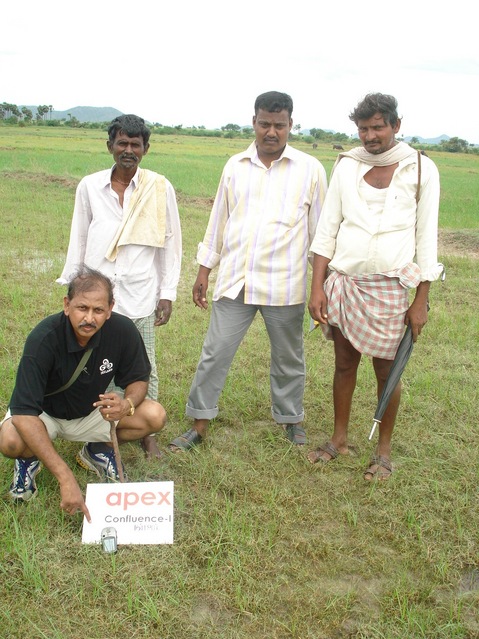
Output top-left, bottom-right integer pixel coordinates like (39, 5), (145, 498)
(307, 441), (339, 464)
(364, 455), (393, 481)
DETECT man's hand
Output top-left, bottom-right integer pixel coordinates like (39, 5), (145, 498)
(59, 475), (91, 522)
(7, 416), (92, 519)
(404, 302), (428, 342)
(94, 393), (130, 422)
(308, 289), (329, 325)
(192, 266), (211, 310)
(155, 299), (172, 326)
(405, 281), (430, 342)
(309, 254), (330, 325)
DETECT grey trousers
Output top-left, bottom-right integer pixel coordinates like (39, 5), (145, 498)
(186, 292), (305, 424)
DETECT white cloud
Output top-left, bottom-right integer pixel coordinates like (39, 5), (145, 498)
(2, 0), (478, 142)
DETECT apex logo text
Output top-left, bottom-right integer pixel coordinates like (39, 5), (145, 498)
(106, 490), (172, 511)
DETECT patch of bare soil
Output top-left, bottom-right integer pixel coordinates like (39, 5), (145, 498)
(439, 229), (479, 259)
(177, 193), (215, 209)
(458, 566), (479, 594)
(1, 170), (78, 189)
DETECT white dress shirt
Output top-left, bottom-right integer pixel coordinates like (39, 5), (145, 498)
(310, 153), (442, 282)
(58, 167), (182, 319)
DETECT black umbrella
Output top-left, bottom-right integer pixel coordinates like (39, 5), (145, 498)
(368, 324), (414, 440)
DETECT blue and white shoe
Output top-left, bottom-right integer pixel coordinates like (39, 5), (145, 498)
(76, 443), (126, 482)
(9, 458), (42, 502)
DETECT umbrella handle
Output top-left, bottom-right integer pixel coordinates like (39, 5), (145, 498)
(368, 419), (380, 441)
(110, 420), (126, 483)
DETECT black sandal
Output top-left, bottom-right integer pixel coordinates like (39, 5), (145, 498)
(168, 428), (203, 452)
(284, 424), (307, 445)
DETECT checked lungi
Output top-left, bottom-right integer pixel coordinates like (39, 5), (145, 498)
(322, 264), (421, 360)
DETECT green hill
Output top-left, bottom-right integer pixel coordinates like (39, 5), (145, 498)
(25, 105), (123, 123)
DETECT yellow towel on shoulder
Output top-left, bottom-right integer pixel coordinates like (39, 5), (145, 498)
(105, 169), (167, 261)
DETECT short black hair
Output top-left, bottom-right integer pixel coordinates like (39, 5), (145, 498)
(67, 266), (114, 306)
(254, 91), (293, 117)
(349, 93), (400, 127)
(108, 114), (151, 146)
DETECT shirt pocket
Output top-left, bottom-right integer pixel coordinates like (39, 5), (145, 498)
(273, 190), (309, 227)
(385, 195), (417, 232)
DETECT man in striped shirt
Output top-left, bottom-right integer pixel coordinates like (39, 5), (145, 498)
(169, 91), (327, 451)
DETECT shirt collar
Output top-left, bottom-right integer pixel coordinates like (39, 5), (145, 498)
(105, 165), (141, 188)
(242, 141), (293, 166)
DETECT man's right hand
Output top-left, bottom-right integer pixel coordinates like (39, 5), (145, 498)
(59, 475), (91, 523)
(192, 266), (211, 310)
(9, 415), (92, 522)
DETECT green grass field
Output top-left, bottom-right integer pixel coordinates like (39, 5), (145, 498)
(0, 126), (478, 638)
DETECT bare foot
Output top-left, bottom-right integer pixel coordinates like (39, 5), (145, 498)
(140, 436), (163, 461)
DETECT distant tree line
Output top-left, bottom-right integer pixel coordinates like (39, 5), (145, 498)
(408, 136), (475, 153)
(1, 101), (476, 152)
(0, 101), (107, 129)
(308, 128), (350, 143)
(0, 102), (55, 123)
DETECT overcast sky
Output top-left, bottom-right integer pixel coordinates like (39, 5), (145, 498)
(2, 0), (478, 142)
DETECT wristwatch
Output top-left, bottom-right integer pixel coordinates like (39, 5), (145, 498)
(125, 397), (135, 416)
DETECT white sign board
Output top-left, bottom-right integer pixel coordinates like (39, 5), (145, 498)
(81, 481), (174, 545)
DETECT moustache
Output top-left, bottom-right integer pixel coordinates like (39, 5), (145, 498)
(120, 154), (137, 161)
(79, 322), (97, 329)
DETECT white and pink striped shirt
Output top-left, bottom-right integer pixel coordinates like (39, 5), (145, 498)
(197, 142), (327, 306)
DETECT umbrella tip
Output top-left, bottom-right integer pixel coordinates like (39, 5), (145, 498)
(368, 420), (379, 441)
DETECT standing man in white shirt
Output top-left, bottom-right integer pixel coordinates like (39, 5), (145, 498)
(169, 91), (328, 452)
(307, 93), (443, 479)
(58, 115), (182, 460)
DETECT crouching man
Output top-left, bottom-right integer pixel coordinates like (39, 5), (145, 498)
(0, 266), (166, 521)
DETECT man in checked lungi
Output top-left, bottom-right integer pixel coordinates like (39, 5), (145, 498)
(307, 93), (443, 479)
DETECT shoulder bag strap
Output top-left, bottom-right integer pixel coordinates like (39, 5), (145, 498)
(45, 348), (93, 397)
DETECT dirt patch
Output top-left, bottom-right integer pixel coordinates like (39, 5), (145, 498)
(1, 170), (78, 189)
(177, 193), (215, 210)
(458, 567), (479, 594)
(439, 229), (479, 259)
